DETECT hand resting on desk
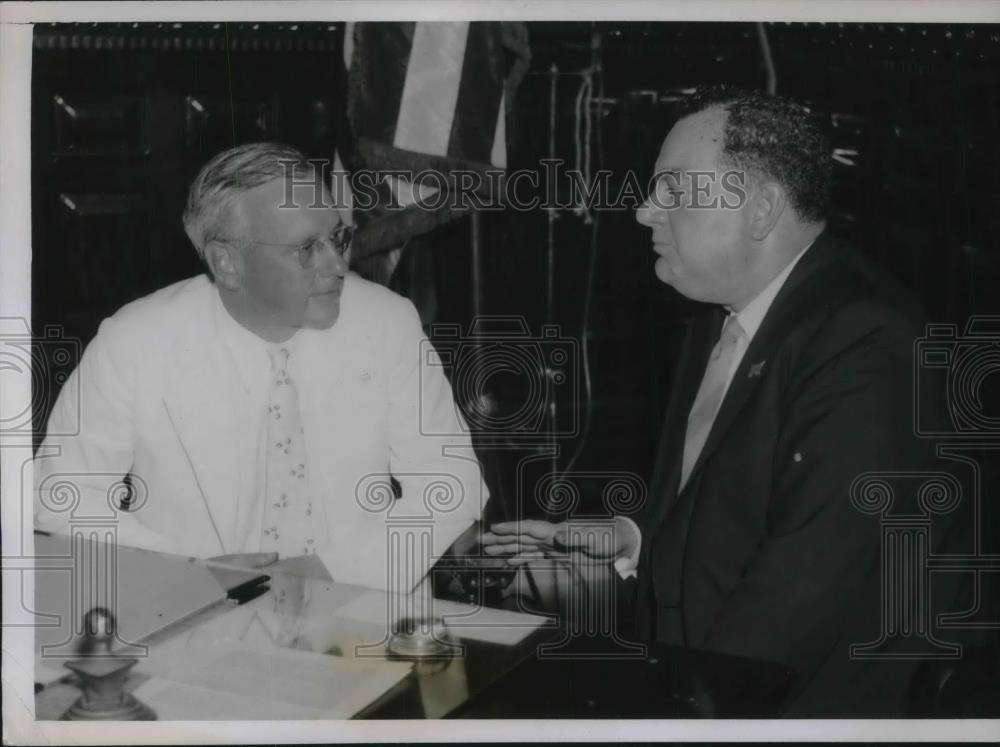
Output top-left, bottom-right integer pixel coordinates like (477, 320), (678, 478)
(481, 517), (639, 566)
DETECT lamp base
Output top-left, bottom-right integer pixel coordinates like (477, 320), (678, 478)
(62, 692), (157, 721)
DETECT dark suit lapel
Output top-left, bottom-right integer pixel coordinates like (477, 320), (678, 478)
(642, 305), (725, 531)
(636, 305), (723, 641)
(679, 232), (841, 492)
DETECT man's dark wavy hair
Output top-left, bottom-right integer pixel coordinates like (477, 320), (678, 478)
(679, 85), (833, 222)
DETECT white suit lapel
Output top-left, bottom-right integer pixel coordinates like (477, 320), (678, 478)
(161, 328), (245, 554)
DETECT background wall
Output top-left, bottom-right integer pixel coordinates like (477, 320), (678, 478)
(31, 22), (1000, 525)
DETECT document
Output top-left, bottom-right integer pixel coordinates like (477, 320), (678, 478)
(131, 639), (413, 720)
(334, 590), (554, 647)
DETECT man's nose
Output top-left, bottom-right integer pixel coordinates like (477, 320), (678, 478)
(315, 241), (349, 277)
(636, 196), (659, 227)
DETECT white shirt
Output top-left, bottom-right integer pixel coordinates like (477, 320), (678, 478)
(615, 241), (815, 578)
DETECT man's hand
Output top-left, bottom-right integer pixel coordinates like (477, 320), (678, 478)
(481, 517), (639, 566)
(205, 552), (279, 569)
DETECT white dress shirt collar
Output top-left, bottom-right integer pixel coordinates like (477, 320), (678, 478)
(211, 284), (300, 393)
(728, 239), (816, 342)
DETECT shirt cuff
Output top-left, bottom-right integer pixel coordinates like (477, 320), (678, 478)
(612, 516), (642, 580)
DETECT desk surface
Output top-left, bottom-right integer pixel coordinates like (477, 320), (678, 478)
(452, 637), (796, 718)
(33, 538), (555, 720)
(33, 538), (795, 719)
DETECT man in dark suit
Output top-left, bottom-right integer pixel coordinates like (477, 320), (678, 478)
(484, 87), (969, 716)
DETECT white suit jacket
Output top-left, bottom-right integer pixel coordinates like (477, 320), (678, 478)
(34, 273), (486, 590)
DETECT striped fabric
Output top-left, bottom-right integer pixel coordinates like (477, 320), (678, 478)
(342, 22), (529, 259)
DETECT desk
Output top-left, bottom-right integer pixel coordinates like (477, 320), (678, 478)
(33, 539), (795, 719)
(32, 539), (556, 720)
(453, 637), (796, 718)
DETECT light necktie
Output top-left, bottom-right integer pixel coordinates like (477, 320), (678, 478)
(679, 315), (746, 492)
(261, 344), (317, 557)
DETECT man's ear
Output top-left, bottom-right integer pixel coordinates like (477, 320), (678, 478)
(204, 240), (243, 291)
(748, 181), (787, 240)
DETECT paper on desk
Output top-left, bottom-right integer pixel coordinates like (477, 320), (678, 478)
(333, 591), (553, 646)
(132, 640), (412, 720)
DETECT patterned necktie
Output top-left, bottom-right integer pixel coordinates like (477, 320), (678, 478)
(679, 315), (746, 492)
(261, 344), (317, 557)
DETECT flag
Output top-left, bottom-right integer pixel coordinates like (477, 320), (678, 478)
(341, 22), (530, 260)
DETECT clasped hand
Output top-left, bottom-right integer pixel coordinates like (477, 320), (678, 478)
(480, 517), (639, 566)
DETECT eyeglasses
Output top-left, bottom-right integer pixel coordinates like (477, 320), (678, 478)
(223, 223), (355, 270)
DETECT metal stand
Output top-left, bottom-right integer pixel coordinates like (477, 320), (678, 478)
(61, 658), (157, 721)
(60, 607), (157, 721)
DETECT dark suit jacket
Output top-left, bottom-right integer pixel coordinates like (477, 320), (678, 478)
(633, 231), (970, 716)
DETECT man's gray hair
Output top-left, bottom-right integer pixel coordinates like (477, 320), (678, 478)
(182, 142), (312, 259)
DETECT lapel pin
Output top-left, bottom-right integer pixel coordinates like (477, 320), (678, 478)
(748, 360), (767, 378)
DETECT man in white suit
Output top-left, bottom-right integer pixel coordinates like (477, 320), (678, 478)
(34, 143), (486, 591)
